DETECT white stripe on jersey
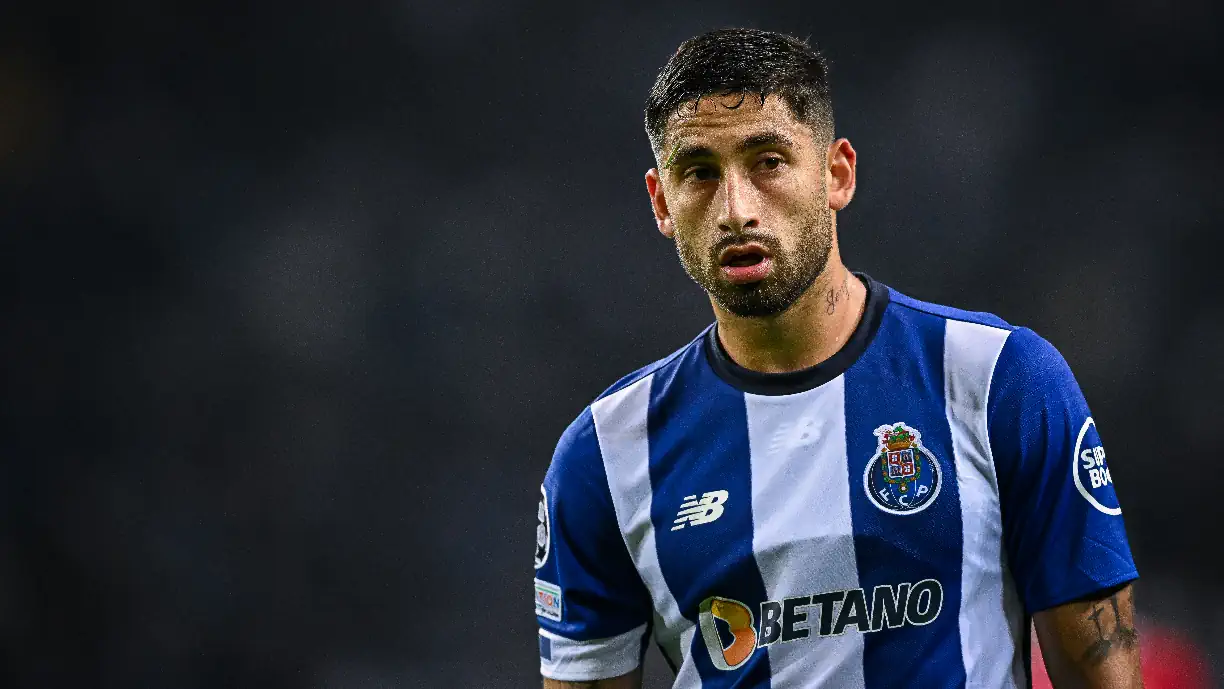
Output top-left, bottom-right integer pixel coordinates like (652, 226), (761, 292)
(746, 376), (867, 688)
(591, 375), (699, 685)
(944, 320), (1024, 688)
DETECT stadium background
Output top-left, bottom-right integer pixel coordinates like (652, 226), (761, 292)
(2, 1), (1220, 687)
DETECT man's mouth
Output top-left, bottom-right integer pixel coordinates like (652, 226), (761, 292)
(726, 254), (764, 267)
(718, 243), (771, 267)
(718, 243), (773, 284)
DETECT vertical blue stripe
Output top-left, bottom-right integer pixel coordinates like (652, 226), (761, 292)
(844, 308), (967, 688)
(648, 345), (772, 688)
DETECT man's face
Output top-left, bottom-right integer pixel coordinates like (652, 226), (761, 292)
(647, 94), (836, 318)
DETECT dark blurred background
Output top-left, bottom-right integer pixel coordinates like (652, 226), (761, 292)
(2, 1), (1221, 687)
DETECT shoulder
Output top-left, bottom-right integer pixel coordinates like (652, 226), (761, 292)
(878, 282), (1076, 399)
(545, 405), (610, 501)
(993, 327), (1073, 380)
(990, 327), (1082, 412)
(549, 325), (710, 476)
(884, 284), (1017, 331)
(591, 325), (711, 403)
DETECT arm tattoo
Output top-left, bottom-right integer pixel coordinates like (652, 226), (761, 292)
(1081, 591), (1139, 666)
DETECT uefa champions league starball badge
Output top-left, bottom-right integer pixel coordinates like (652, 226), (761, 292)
(534, 484), (551, 569)
(864, 423), (942, 515)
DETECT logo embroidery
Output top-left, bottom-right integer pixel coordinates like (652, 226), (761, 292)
(534, 484), (550, 569)
(863, 423), (942, 515)
(672, 490), (729, 530)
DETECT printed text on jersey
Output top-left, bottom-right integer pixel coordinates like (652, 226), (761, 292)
(698, 579), (945, 670)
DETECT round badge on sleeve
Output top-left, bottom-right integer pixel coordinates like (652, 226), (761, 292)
(863, 423), (942, 515)
(1072, 417), (1121, 515)
(534, 484), (551, 569)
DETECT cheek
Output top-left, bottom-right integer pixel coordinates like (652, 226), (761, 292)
(670, 201), (713, 244)
(674, 223), (706, 254)
(673, 224), (714, 267)
(772, 175), (823, 208)
(669, 192), (712, 226)
(775, 183), (827, 228)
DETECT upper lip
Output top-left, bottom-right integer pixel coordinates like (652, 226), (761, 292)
(718, 243), (772, 265)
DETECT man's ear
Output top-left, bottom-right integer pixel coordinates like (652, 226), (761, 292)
(645, 168), (675, 238)
(827, 138), (857, 211)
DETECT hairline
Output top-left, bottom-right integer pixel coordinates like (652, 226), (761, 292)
(651, 92), (834, 164)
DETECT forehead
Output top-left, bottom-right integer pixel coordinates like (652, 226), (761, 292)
(662, 93), (807, 151)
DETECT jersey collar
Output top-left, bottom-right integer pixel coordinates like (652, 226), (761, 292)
(704, 272), (889, 396)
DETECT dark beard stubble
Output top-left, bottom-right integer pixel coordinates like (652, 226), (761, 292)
(675, 209), (834, 318)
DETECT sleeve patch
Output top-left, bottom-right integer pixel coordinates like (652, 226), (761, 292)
(535, 579), (563, 621)
(1072, 417), (1121, 515)
(534, 483), (551, 569)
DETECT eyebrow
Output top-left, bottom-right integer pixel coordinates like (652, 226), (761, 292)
(664, 132), (796, 169)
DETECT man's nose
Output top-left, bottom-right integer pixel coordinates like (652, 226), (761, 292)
(715, 169), (760, 234)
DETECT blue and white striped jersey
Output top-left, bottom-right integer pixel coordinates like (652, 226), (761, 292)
(533, 274), (1137, 688)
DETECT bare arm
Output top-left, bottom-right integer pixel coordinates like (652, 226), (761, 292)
(544, 667), (642, 689)
(1034, 582), (1143, 689)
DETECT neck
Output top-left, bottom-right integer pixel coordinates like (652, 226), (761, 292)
(712, 256), (867, 374)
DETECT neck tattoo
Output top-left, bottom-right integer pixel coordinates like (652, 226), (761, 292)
(825, 273), (852, 315)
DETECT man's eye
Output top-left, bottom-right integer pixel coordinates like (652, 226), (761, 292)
(685, 166), (717, 181)
(758, 156), (783, 171)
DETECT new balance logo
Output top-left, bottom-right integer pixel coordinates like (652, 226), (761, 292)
(672, 490), (729, 531)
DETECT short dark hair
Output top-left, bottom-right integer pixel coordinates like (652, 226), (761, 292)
(644, 28), (834, 157)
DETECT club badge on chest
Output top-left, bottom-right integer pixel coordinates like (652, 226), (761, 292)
(864, 422), (942, 515)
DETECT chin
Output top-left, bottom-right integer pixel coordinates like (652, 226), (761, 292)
(709, 271), (820, 318)
(713, 290), (794, 319)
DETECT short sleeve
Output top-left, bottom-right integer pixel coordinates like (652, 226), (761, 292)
(988, 328), (1138, 614)
(533, 407), (652, 682)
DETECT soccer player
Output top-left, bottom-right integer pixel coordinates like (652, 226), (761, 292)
(532, 28), (1141, 688)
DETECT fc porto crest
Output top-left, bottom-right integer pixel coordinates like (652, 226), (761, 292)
(864, 423), (942, 515)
